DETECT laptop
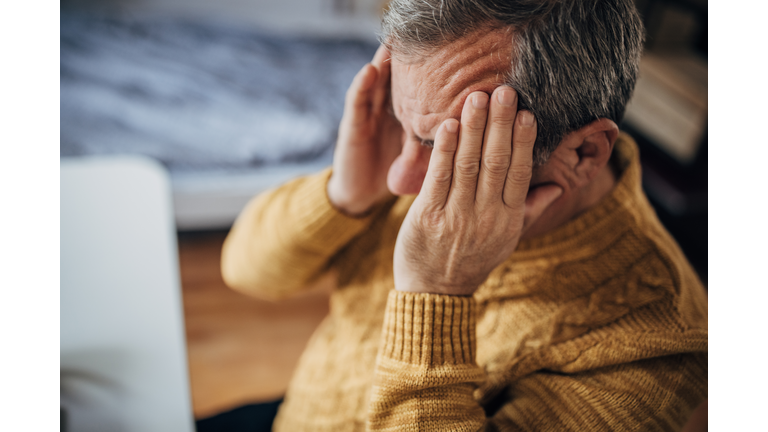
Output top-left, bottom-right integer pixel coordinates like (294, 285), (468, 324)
(61, 155), (194, 431)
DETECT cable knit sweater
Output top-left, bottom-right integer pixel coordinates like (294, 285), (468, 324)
(221, 134), (708, 431)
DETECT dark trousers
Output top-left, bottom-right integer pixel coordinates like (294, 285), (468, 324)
(195, 399), (283, 432)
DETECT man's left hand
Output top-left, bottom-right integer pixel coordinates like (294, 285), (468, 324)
(393, 86), (563, 296)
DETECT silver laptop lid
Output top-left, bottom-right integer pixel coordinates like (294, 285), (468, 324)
(61, 156), (194, 432)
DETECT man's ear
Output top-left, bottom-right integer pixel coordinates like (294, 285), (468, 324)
(572, 118), (619, 184)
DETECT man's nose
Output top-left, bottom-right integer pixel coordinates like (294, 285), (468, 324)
(386, 137), (433, 196)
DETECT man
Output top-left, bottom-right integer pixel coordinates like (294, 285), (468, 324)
(221, 0), (708, 430)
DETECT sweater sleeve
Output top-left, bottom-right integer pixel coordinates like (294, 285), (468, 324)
(221, 168), (382, 300)
(367, 290), (487, 431)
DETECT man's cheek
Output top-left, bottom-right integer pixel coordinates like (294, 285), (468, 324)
(386, 140), (431, 196)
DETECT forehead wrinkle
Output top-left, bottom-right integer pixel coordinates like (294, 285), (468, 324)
(419, 28), (513, 116)
(391, 27), (514, 140)
(409, 29), (510, 98)
(395, 62), (447, 117)
(443, 67), (511, 116)
(429, 28), (512, 78)
(442, 44), (511, 93)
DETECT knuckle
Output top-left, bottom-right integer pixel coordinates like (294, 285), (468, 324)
(416, 210), (445, 231)
(492, 114), (515, 128)
(514, 129), (536, 146)
(482, 155), (510, 176)
(462, 121), (486, 134)
(430, 167), (453, 184)
(517, 159), (534, 172)
(454, 159), (480, 178)
(508, 168), (532, 185)
(517, 135), (535, 148)
(476, 210), (500, 228)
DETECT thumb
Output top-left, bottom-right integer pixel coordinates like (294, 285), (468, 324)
(523, 184), (563, 231)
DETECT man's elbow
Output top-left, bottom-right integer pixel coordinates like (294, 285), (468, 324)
(220, 244), (246, 292)
(220, 233), (259, 295)
(220, 245), (295, 302)
(220, 253), (266, 299)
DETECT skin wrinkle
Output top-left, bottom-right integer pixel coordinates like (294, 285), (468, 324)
(386, 19), (618, 237)
(391, 27), (512, 150)
(440, 34), (511, 97)
(382, 0), (643, 164)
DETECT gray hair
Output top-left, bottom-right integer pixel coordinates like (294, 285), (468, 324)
(380, 0), (645, 165)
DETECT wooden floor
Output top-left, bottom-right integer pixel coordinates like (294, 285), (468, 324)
(177, 231), (332, 419)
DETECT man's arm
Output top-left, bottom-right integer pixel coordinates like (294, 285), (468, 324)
(367, 290), (707, 431)
(367, 86), (561, 429)
(221, 169), (383, 300)
(392, 87), (561, 297)
(221, 46), (400, 299)
(367, 86), (705, 430)
(367, 290), (486, 431)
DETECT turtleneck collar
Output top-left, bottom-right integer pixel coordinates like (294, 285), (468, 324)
(514, 133), (644, 254)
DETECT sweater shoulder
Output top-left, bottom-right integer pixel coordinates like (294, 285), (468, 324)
(476, 193), (707, 380)
(621, 187), (709, 333)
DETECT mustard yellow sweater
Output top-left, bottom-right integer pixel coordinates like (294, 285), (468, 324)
(221, 134), (708, 431)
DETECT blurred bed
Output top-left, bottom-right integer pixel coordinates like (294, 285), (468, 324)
(61, 11), (379, 229)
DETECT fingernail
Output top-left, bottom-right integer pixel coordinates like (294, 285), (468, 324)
(472, 93), (488, 109)
(521, 111), (534, 126)
(498, 88), (516, 106)
(444, 119), (458, 134)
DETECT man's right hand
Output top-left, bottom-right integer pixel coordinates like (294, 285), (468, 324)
(327, 46), (404, 216)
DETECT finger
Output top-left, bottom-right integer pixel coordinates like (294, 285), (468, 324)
(370, 46), (391, 118)
(448, 91), (489, 207)
(419, 119), (460, 210)
(503, 110), (536, 208)
(476, 86), (517, 207)
(371, 44), (391, 68)
(523, 184), (563, 231)
(343, 63), (378, 129)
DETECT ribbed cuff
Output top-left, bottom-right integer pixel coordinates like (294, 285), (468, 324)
(380, 290), (477, 366)
(291, 168), (381, 251)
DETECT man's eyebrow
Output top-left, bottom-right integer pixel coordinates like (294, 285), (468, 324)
(411, 125), (434, 148)
(419, 138), (435, 148)
(387, 90), (434, 148)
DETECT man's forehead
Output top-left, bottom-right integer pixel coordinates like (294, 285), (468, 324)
(390, 27), (513, 137)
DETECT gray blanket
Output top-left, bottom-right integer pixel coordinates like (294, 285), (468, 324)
(60, 12), (378, 173)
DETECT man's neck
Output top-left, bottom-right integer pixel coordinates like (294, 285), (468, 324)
(521, 160), (618, 241)
(575, 161), (618, 217)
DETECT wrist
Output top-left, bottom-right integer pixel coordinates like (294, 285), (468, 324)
(326, 174), (391, 218)
(394, 277), (476, 297)
(381, 290), (478, 365)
